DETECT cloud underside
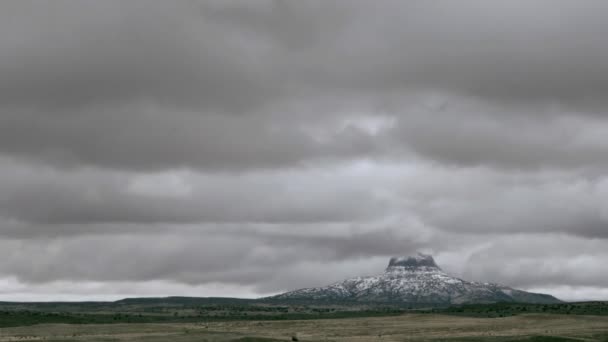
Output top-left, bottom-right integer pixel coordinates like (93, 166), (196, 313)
(0, 0), (607, 300)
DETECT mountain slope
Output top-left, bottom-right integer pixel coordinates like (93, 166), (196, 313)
(270, 253), (561, 305)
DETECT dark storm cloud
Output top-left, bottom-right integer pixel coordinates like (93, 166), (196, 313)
(0, 223), (432, 288)
(398, 166), (608, 238)
(0, 159), (388, 227)
(0, 0), (377, 171)
(2, 1), (608, 171)
(0, 104), (381, 171)
(462, 235), (608, 288)
(1, 0), (608, 300)
(0, 1), (275, 111)
(382, 96), (608, 170)
(4, 0), (608, 109)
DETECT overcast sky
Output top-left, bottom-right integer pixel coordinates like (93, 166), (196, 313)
(1, 0), (608, 302)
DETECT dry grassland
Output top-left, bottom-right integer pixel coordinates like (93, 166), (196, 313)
(0, 314), (607, 342)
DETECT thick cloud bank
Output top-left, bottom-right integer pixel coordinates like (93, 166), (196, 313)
(1, 0), (607, 301)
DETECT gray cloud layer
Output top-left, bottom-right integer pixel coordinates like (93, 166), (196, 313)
(0, 0), (607, 301)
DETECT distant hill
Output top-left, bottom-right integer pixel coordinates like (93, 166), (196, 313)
(268, 253), (562, 305)
(114, 296), (257, 306)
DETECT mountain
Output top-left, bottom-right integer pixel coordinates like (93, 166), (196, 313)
(270, 253), (561, 305)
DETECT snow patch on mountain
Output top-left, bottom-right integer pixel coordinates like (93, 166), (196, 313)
(270, 253), (561, 305)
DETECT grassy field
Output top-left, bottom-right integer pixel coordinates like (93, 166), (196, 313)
(1, 299), (607, 329)
(0, 314), (607, 342)
(1, 300), (607, 341)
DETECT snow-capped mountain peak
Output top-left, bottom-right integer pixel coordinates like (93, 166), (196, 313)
(270, 253), (561, 305)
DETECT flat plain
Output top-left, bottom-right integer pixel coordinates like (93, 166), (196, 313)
(1, 314), (607, 342)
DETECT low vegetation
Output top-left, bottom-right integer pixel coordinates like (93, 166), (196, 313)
(431, 301), (608, 318)
(1, 299), (608, 341)
(1, 299), (608, 328)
